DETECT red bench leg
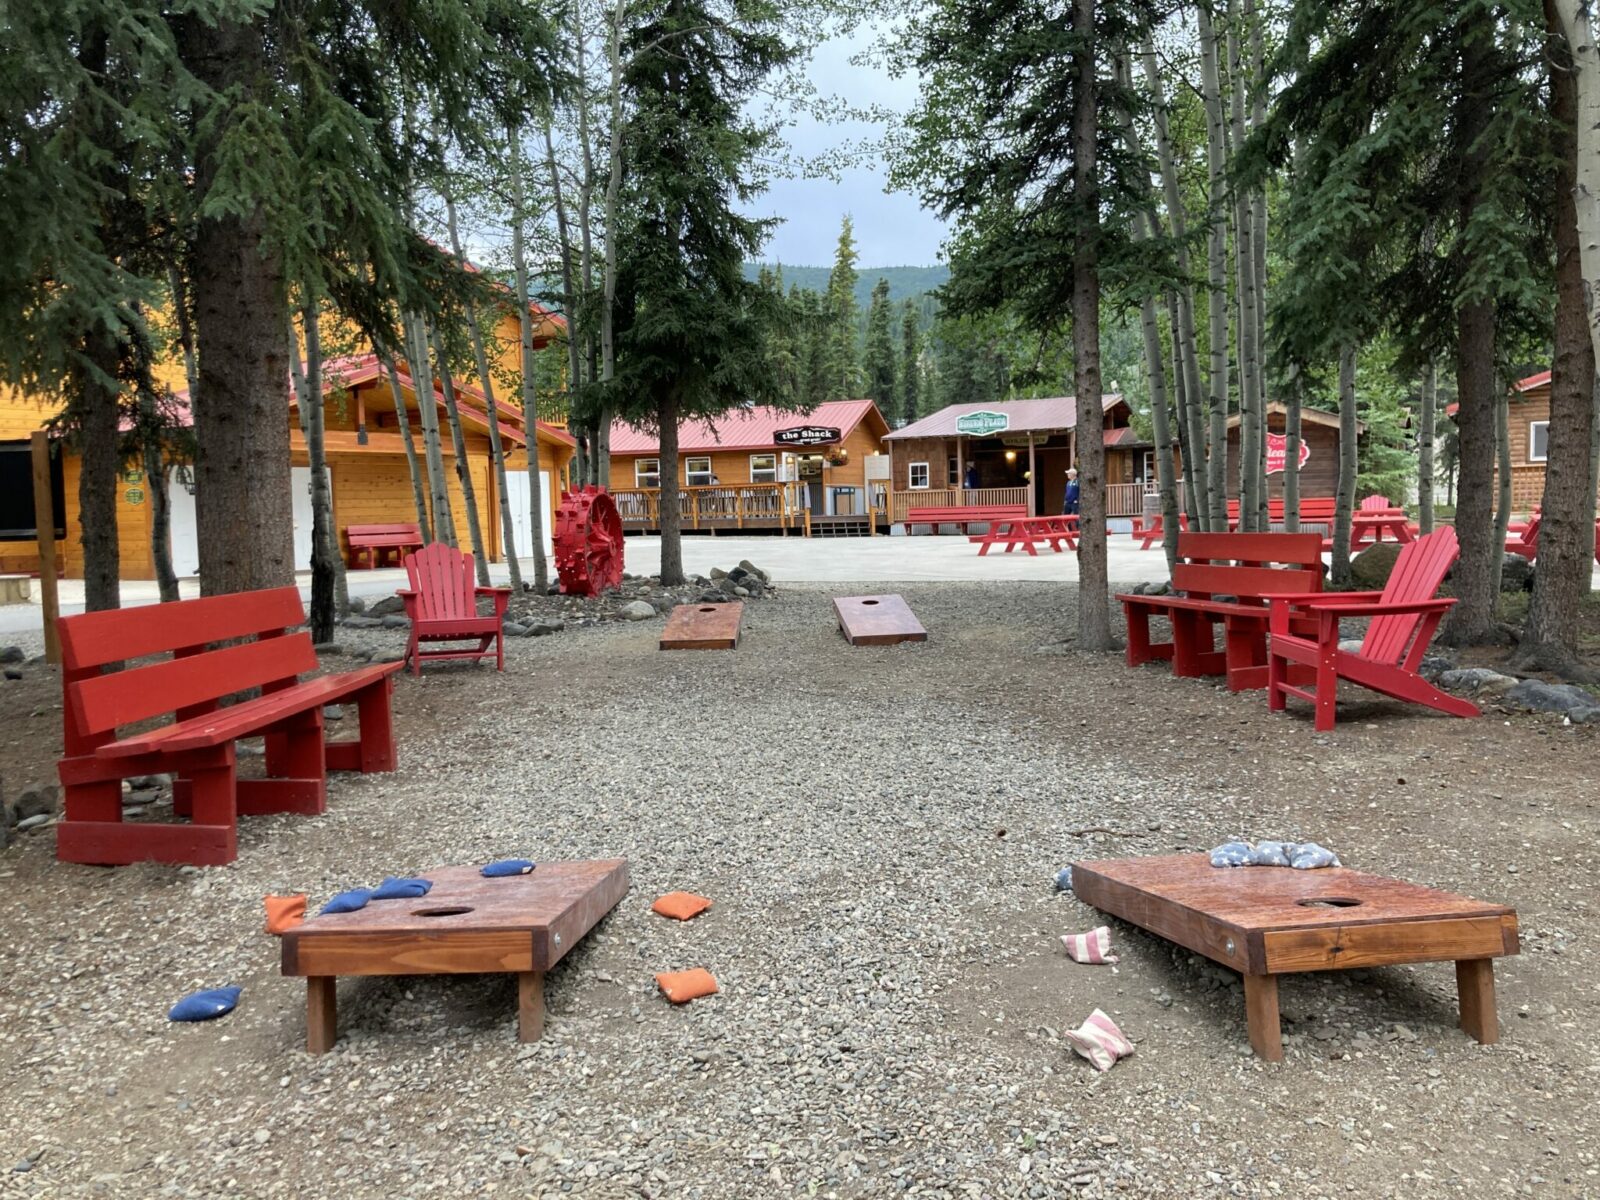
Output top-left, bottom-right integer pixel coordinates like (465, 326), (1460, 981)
(1124, 607), (1154, 667)
(246, 708), (327, 815)
(326, 677), (397, 774)
(1314, 643), (1340, 731)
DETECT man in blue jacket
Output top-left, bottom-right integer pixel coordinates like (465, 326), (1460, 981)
(1062, 468), (1080, 515)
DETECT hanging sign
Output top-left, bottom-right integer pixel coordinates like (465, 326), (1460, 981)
(955, 410), (1010, 436)
(774, 425), (841, 446)
(1266, 433), (1312, 475)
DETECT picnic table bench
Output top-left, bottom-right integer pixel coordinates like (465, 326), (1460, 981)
(1117, 532), (1325, 692)
(55, 587), (402, 867)
(1134, 499), (1340, 550)
(346, 523), (424, 569)
(970, 514), (1079, 556)
(905, 503), (1028, 535)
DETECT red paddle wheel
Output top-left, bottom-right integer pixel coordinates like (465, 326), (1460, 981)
(553, 486), (624, 597)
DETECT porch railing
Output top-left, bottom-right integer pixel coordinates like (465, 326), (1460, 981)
(611, 483), (809, 531)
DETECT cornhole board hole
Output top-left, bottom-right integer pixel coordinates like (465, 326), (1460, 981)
(833, 594), (928, 646)
(1072, 854), (1518, 1062)
(660, 602), (742, 650)
(281, 859), (629, 1053)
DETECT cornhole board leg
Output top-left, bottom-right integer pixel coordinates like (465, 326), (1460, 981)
(833, 594), (928, 646)
(660, 602), (743, 650)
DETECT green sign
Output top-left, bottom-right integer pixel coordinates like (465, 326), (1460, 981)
(124, 487), (145, 505)
(955, 410), (1009, 436)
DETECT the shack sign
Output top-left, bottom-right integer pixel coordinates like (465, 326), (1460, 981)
(955, 410), (1010, 436)
(1266, 432), (1312, 475)
(774, 425), (841, 447)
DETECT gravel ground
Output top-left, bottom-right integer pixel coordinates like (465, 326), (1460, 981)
(0, 582), (1596, 1199)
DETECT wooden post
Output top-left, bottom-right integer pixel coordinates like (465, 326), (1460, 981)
(306, 976), (338, 1053)
(518, 971), (546, 1042)
(1027, 433), (1037, 516)
(955, 434), (964, 501)
(1242, 973), (1283, 1061)
(31, 432), (60, 665)
(1456, 958), (1499, 1045)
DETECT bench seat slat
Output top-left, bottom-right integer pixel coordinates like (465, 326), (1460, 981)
(95, 662), (403, 757)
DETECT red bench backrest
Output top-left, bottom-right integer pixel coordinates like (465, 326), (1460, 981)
(348, 523), (422, 542)
(1362, 527), (1458, 665)
(403, 543), (477, 622)
(1172, 532), (1325, 601)
(57, 587), (314, 751)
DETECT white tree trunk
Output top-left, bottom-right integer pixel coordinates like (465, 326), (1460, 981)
(1555, 3), (1600, 376)
(1198, 2), (1232, 532)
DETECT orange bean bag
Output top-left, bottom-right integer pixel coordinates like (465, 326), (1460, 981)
(264, 893), (307, 936)
(652, 892), (712, 921)
(656, 968), (719, 1004)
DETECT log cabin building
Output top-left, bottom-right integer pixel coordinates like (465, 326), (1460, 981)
(0, 304), (573, 581)
(605, 399), (893, 535)
(1222, 403), (1349, 502)
(884, 395), (1151, 522)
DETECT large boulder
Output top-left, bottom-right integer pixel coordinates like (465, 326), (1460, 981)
(1504, 678), (1599, 714)
(738, 559), (770, 584)
(1438, 667), (1519, 696)
(620, 600), (656, 621)
(1500, 553), (1534, 593)
(368, 595), (405, 617)
(1349, 542), (1403, 590)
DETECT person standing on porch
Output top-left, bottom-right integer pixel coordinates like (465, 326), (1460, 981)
(1062, 468), (1080, 515)
(964, 460), (979, 490)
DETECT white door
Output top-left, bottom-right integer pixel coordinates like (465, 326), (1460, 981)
(505, 469), (555, 560)
(167, 467), (200, 577)
(290, 466), (332, 571)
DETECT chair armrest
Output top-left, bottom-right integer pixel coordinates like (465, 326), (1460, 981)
(396, 589), (418, 597)
(477, 586), (512, 617)
(1265, 590), (1382, 609)
(1281, 597), (1456, 619)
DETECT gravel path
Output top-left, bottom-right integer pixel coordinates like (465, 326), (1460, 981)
(0, 583), (1595, 1198)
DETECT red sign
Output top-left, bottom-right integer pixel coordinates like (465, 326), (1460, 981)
(1266, 433), (1312, 475)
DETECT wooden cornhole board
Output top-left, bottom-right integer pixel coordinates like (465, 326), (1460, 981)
(281, 859), (629, 1053)
(660, 601), (742, 650)
(833, 594), (928, 646)
(1072, 854), (1518, 1061)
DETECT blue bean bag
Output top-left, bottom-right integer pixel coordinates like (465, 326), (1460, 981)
(481, 859), (536, 878)
(169, 986), (241, 1022)
(371, 877), (433, 900)
(319, 888), (373, 914)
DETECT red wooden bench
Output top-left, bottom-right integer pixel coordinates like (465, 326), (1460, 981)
(969, 514), (1079, 556)
(905, 504), (1028, 534)
(1267, 527), (1479, 731)
(346, 523), (424, 569)
(399, 543), (511, 674)
(1137, 499), (1341, 549)
(1117, 532), (1326, 692)
(55, 588), (402, 867)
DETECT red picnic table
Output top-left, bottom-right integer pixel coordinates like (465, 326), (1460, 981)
(1348, 512), (1416, 549)
(970, 514), (1079, 556)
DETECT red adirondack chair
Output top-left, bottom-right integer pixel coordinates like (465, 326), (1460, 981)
(397, 544), (512, 675)
(1266, 527), (1480, 731)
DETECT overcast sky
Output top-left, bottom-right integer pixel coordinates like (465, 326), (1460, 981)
(745, 29), (949, 269)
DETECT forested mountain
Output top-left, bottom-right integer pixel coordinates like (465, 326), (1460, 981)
(743, 262), (949, 309)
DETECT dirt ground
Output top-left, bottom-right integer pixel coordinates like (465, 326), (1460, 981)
(0, 583), (1595, 1199)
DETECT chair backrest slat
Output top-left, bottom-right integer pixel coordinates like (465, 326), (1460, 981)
(405, 543), (476, 622)
(1361, 527), (1459, 664)
(1172, 532), (1324, 601)
(58, 587), (306, 672)
(68, 632), (317, 736)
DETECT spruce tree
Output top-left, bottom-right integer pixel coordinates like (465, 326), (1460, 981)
(824, 216), (862, 398)
(864, 278), (897, 406)
(608, 0), (795, 586)
(900, 299), (922, 424)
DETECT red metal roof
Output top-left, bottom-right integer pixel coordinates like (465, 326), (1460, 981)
(1513, 370), (1550, 393)
(608, 399), (886, 455)
(885, 395), (1125, 440)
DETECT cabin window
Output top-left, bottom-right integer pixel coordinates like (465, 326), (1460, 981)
(750, 453), (777, 484)
(909, 461), (930, 490)
(0, 440), (65, 539)
(635, 458), (660, 488)
(947, 456), (958, 485)
(1528, 421), (1549, 463)
(685, 456), (714, 486)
